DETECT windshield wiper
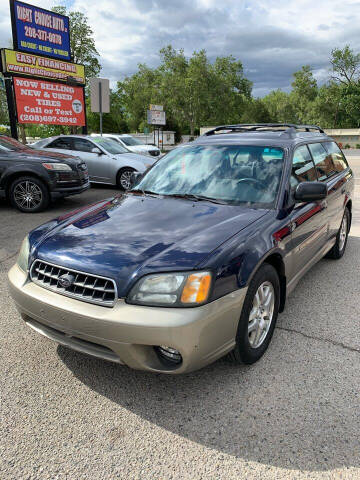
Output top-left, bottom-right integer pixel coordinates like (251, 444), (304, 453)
(167, 193), (227, 204)
(128, 189), (160, 197)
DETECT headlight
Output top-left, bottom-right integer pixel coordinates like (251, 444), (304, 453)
(127, 271), (212, 307)
(17, 236), (30, 272)
(42, 163), (72, 171)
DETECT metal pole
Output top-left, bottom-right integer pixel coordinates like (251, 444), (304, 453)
(99, 81), (103, 136)
(4, 77), (18, 140)
(82, 86), (88, 135)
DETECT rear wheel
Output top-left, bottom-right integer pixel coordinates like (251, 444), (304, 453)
(228, 263), (280, 364)
(117, 168), (135, 191)
(326, 207), (350, 259)
(9, 176), (49, 213)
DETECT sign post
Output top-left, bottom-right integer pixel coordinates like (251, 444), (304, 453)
(89, 77), (110, 136)
(147, 104), (166, 149)
(4, 76), (18, 139)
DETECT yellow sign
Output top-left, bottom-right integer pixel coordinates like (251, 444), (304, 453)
(1, 49), (85, 84)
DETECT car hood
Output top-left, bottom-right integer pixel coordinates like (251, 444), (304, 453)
(128, 145), (158, 153)
(7, 147), (80, 164)
(31, 195), (269, 296)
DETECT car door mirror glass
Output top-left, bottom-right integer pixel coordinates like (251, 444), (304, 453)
(294, 181), (327, 203)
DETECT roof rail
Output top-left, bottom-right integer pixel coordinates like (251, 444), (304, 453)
(204, 123), (325, 136)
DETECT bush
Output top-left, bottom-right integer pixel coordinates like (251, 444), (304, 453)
(344, 143), (351, 149)
(356, 144), (360, 149)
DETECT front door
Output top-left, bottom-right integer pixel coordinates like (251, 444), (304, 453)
(71, 138), (110, 183)
(289, 145), (329, 281)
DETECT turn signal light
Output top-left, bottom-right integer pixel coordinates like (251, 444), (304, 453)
(181, 272), (211, 304)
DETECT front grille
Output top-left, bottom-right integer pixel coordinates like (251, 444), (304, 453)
(30, 260), (117, 307)
(149, 150), (160, 157)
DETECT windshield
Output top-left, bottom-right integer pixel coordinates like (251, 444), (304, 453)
(133, 145), (284, 208)
(91, 137), (129, 154)
(0, 136), (28, 151)
(120, 136), (142, 146)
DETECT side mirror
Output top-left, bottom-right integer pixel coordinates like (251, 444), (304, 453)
(91, 147), (102, 155)
(294, 181), (327, 203)
(130, 171), (143, 187)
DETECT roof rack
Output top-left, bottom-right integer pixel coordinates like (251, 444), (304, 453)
(204, 123), (325, 136)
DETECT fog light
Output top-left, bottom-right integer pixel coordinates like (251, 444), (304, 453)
(157, 345), (182, 364)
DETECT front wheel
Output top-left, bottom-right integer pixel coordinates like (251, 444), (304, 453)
(9, 176), (49, 213)
(228, 263), (280, 364)
(117, 168), (135, 191)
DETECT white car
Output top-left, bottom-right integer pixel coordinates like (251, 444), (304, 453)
(91, 133), (161, 158)
(32, 135), (155, 190)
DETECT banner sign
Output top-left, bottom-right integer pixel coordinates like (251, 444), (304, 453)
(10, 0), (71, 61)
(1, 49), (85, 84)
(13, 76), (85, 126)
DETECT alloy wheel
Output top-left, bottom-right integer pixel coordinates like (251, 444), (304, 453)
(248, 281), (275, 349)
(339, 213), (348, 252)
(120, 170), (133, 190)
(13, 180), (43, 211)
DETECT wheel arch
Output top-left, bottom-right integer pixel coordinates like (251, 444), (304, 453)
(245, 251), (287, 313)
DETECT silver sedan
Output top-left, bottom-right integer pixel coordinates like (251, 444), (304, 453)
(32, 135), (156, 189)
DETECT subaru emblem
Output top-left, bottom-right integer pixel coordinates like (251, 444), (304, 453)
(58, 274), (75, 288)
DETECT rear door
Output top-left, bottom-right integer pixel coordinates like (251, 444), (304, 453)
(44, 137), (74, 155)
(289, 144), (329, 277)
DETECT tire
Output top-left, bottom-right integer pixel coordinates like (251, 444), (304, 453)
(325, 207), (350, 260)
(228, 263), (280, 365)
(117, 168), (135, 191)
(9, 176), (50, 213)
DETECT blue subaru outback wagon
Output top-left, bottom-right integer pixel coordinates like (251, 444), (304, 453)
(9, 124), (354, 373)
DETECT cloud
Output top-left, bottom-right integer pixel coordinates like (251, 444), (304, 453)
(1, 0), (359, 95)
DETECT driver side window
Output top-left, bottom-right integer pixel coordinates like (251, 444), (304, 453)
(73, 139), (95, 153)
(291, 145), (317, 190)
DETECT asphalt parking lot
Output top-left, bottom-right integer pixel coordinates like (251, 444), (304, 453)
(1, 159), (360, 480)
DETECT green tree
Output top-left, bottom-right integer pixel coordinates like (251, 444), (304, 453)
(0, 75), (9, 127)
(240, 98), (271, 123)
(330, 45), (360, 85)
(52, 6), (101, 81)
(290, 65), (318, 123)
(262, 89), (297, 123)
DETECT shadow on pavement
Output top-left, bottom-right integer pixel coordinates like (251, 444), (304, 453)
(58, 235), (360, 472)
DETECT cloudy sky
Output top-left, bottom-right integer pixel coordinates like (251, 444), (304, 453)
(1, 0), (359, 96)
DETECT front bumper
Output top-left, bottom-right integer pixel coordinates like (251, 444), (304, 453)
(50, 181), (90, 198)
(8, 264), (247, 374)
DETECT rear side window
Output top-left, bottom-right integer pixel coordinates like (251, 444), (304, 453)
(291, 145), (317, 189)
(47, 138), (73, 150)
(322, 142), (349, 173)
(308, 143), (337, 181)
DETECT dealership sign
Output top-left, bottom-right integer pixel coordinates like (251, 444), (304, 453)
(13, 76), (85, 126)
(1, 49), (85, 84)
(10, 0), (71, 61)
(147, 109), (166, 126)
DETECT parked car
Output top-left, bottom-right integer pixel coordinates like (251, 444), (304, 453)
(9, 124), (354, 373)
(91, 133), (161, 158)
(0, 135), (89, 213)
(32, 135), (155, 190)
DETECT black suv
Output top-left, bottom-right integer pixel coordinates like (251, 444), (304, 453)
(0, 136), (90, 212)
